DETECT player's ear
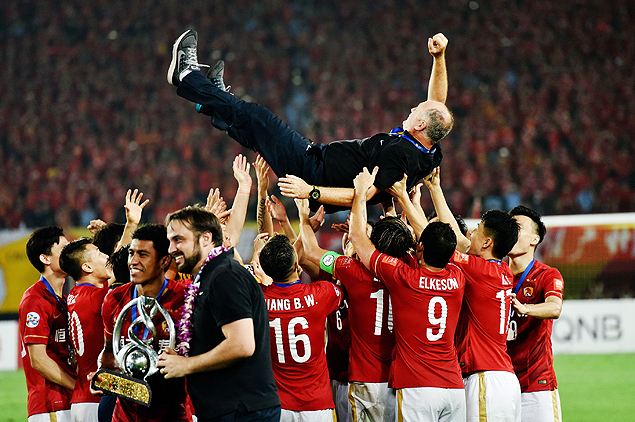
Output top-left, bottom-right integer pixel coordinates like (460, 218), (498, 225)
(160, 255), (171, 271)
(39, 254), (51, 266)
(200, 231), (213, 247)
(529, 233), (540, 248)
(81, 261), (93, 274)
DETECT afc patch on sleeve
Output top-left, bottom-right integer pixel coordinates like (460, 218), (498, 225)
(26, 312), (40, 328)
(554, 278), (564, 292)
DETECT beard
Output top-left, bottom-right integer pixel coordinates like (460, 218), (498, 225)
(176, 243), (202, 276)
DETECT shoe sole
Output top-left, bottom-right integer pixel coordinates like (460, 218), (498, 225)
(167, 29), (194, 85)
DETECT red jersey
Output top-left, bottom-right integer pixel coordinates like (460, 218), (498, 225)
(19, 277), (75, 417)
(507, 260), (564, 392)
(451, 251), (515, 374)
(332, 255), (395, 383)
(67, 283), (109, 404)
(326, 297), (350, 383)
(102, 279), (187, 422)
(370, 251), (465, 389)
(312, 270), (350, 383)
(261, 281), (343, 411)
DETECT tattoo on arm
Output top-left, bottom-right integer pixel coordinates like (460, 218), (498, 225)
(257, 198), (266, 232)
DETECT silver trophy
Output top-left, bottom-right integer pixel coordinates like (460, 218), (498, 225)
(92, 295), (175, 407)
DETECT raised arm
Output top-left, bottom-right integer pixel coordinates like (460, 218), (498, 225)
(348, 167), (379, 269)
(424, 167), (470, 252)
(224, 154), (252, 247)
(278, 175), (378, 208)
(296, 199), (330, 266)
(266, 195), (297, 243)
(254, 155), (274, 236)
(427, 33), (448, 104)
(115, 189), (149, 252)
(386, 174), (428, 238)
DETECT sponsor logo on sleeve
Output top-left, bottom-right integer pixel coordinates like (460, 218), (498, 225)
(381, 255), (399, 266)
(26, 312), (40, 328)
(554, 278), (564, 291)
(453, 250), (469, 263)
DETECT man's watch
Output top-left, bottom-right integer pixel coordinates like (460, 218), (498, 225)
(309, 186), (321, 201)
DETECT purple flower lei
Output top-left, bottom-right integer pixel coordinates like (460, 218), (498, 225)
(175, 246), (228, 356)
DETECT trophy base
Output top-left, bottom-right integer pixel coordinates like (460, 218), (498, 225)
(91, 369), (152, 407)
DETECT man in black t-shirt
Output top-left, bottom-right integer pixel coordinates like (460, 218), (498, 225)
(158, 207), (280, 422)
(167, 29), (452, 213)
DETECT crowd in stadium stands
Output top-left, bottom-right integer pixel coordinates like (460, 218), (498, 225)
(1, 0), (634, 229)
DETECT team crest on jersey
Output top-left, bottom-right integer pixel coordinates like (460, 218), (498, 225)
(26, 312), (40, 328)
(554, 278), (564, 291)
(523, 286), (534, 297)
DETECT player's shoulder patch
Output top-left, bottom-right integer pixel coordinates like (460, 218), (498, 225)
(320, 251), (343, 275)
(26, 312), (40, 328)
(380, 254), (399, 266)
(453, 250), (469, 263)
(553, 278), (564, 292)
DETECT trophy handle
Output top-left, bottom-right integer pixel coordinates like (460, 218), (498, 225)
(112, 295), (176, 379)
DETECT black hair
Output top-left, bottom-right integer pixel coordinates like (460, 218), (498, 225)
(59, 238), (93, 281)
(419, 222), (456, 268)
(509, 205), (546, 245)
(481, 210), (520, 259)
(370, 217), (414, 258)
(165, 206), (223, 246)
(259, 235), (297, 283)
(132, 224), (170, 258)
(93, 223), (125, 256)
(109, 245), (131, 288)
(427, 210), (469, 236)
(26, 226), (65, 273)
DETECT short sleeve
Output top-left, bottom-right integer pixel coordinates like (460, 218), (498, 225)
(316, 281), (344, 314)
(368, 250), (404, 289)
(543, 268), (564, 300)
(211, 270), (255, 327)
(20, 295), (50, 345)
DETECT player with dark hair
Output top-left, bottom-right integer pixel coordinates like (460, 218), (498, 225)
(167, 29), (451, 213)
(507, 205), (563, 422)
(93, 223), (125, 256)
(160, 207), (280, 422)
(298, 194), (417, 422)
(259, 234), (343, 422)
(60, 238), (112, 422)
(425, 167), (521, 422)
(99, 224), (188, 421)
(347, 168), (467, 422)
(20, 226), (75, 422)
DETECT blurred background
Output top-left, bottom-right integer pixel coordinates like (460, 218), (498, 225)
(1, 1), (635, 420)
(1, 0), (634, 229)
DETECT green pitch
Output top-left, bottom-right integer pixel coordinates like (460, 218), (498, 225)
(0, 354), (634, 421)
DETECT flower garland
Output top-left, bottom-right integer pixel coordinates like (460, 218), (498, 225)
(175, 245), (228, 356)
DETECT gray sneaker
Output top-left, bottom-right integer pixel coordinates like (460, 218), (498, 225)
(207, 60), (231, 92)
(167, 29), (207, 86)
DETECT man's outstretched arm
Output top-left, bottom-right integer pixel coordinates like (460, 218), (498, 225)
(427, 33), (448, 104)
(278, 175), (378, 208)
